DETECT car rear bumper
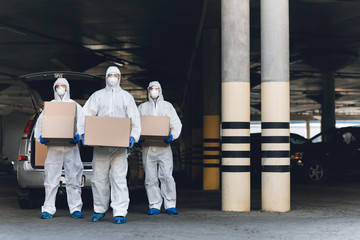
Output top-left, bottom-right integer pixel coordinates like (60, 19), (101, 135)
(17, 161), (93, 189)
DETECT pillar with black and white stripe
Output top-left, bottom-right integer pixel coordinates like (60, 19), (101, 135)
(221, 0), (250, 211)
(261, 0), (290, 212)
(203, 29), (221, 190)
(192, 128), (203, 182)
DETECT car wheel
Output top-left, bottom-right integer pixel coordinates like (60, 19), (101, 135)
(18, 198), (34, 209)
(17, 187), (41, 209)
(307, 163), (326, 183)
(7, 165), (14, 175)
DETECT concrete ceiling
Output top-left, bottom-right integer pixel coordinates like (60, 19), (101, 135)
(0, 0), (360, 119)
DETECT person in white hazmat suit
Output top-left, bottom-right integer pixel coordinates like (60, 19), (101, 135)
(138, 81), (182, 215)
(77, 66), (141, 224)
(34, 78), (84, 219)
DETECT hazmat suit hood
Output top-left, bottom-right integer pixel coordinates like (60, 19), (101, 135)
(53, 78), (70, 101)
(147, 81), (164, 102)
(105, 66), (121, 89)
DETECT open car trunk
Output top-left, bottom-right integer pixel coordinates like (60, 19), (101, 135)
(20, 71), (104, 169)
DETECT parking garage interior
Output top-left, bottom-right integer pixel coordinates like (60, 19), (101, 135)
(1, 0), (360, 238)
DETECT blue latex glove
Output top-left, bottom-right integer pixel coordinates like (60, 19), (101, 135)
(81, 134), (88, 147)
(128, 136), (135, 149)
(69, 134), (79, 144)
(138, 138), (145, 143)
(164, 133), (173, 144)
(39, 135), (49, 144)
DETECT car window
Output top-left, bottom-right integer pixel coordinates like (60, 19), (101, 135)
(290, 135), (306, 145)
(342, 132), (356, 144)
(20, 72), (104, 103)
(311, 134), (322, 143)
(311, 131), (337, 143)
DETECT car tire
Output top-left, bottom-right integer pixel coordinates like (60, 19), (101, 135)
(17, 187), (41, 209)
(7, 165), (14, 175)
(306, 163), (326, 183)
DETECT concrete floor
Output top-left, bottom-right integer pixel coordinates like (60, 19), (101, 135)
(1, 174), (360, 240)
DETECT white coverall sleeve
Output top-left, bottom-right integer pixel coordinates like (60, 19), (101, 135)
(167, 103), (182, 140)
(137, 103), (144, 116)
(126, 94), (141, 142)
(77, 94), (98, 135)
(75, 102), (83, 135)
(34, 111), (44, 142)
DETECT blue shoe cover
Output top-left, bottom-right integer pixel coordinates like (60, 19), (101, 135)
(165, 208), (179, 215)
(40, 212), (53, 219)
(147, 208), (160, 215)
(71, 211), (84, 219)
(91, 212), (105, 222)
(113, 216), (126, 224)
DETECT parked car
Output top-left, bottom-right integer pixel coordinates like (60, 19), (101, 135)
(250, 132), (308, 184)
(295, 127), (360, 183)
(0, 153), (13, 175)
(16, 71), (104, 208)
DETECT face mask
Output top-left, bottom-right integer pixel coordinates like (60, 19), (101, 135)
(150, 89), (159, 99)
(107, 76), (118, 86)
(56, 86), (66, 96)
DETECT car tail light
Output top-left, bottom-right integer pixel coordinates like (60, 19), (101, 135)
(19, 156), (28, 161)
(22, 119), (34, 139)
(291, 152), (304, 166)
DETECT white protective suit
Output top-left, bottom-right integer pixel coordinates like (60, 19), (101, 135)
(77, 66), (141, 217)
(34, 78), (83, 215)
(138, 81), (182, 210)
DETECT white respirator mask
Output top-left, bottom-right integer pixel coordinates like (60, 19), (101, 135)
(107, 76), (118, 87)
(56, 86), (66, 96)
(150, 89), (159, 99)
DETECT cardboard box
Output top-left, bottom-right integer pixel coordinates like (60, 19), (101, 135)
(42, 102), (77, 146)
(140, 116), (170, 147)
(84, 116), (131, 147)
(35, 140), (48, 167)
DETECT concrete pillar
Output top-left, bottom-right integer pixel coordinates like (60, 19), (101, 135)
(203, 116), (220, 190)
(192, 128), (203, 182)
(261, 0), (290, 212)
(221, 0), (250, 211)
(0, 115), (3, 154)
(306, 119), (310, 139)
(189, 51), (203, 182)
(203, 29), (221, 190)
(321, 71), (335, 135)
(182, 134), (192, 177)
(181, 112), (191, 176)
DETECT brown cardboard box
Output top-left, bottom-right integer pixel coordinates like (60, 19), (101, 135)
(35, 140), (48, 166)
(84, 116), (131, 147)
(43, 101), (76, 116)
(42, 102), (77, 146)
(140, 116), (170, 147)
